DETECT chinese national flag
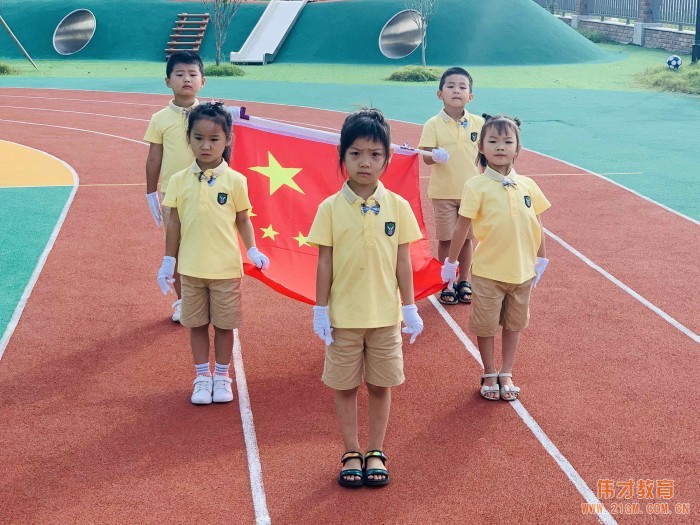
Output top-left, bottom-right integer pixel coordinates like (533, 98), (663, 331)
(230, 116), (443, 305)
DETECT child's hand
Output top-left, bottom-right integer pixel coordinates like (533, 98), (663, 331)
(247, 247), (270, 270)
(146, 192), (163, 227)
(157, 256), (176, 295)
(533, 257), (549, 287)
(441, 257), (459, 287)
(401, 304), (424, 344)
(431, 148), (449, 163)
(312, 305), (333, 346)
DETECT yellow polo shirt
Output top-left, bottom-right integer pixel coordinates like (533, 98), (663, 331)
(308, 181), (422, 329)
(143, 99), (199, 193)
(459, 167), (551, 284)
(163, 160), (251, 279)
(418, 109), (484, 199)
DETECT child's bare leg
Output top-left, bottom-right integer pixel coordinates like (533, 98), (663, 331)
(191, 325), (209, 367)
(456, 239), (473, 281)
(335, 387), (361, 482)
(213, 327), (233, 367)
(366, 383), (391, 481)
(477, 335), (499, 399)
(500, 329), (521, 400)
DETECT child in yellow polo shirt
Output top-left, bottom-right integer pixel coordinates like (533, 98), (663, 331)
(419, 66), (484, 306)
(308, 109), (424, 488)
(442, 115), (551, 402)
(156, 102), (269, 405)
(144, 51), (205, 323)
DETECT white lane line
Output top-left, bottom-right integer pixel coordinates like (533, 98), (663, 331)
(545, 228), (699, 344)
(429, 295), (617, 525)
(232, 329), (271, 525)
(0, 119), (147, 146)
(0, 105), (149, 122)
(0, 143), (79, 361)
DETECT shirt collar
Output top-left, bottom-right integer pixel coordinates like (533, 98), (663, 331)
(483, 165), (518, 184)
(340, 180), (386, 206)
(169, 98), (200, 114)
(439, 108), (469, 125)
(190, 159), (228, 179)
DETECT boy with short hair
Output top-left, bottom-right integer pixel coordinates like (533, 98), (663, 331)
(418, 66), (484, 305)
(144, 51), (206, 322)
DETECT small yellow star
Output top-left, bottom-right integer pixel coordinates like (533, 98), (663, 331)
(248, 206), (256, 218)
(260, 224), (279, 240)
(249, 152), (304, 195)
(293, 231), (310, 247)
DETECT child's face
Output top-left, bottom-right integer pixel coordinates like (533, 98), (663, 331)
(166, 63), (205, 98)
(343, 137), (390, 189)
(188, 119), (230, 171)
(479, 127), (519, 170)
(437, 74), (473, 111)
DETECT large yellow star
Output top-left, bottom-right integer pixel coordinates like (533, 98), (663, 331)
(249, 152), (304, 195)
(293, 231), (310, 247)
(260, 224), (279, 240)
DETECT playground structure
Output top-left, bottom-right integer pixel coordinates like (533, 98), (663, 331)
(378, 9), (422, 59)
(0, 14), (36, 68)
(53, 9), (96, 56)
(165, 12), (209, 60)
(230, 0), (308, 65)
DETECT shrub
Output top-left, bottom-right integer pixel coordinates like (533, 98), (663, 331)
(385, 66), (442, 82)
(204, 64), (245, 77)
(636, 63), (700, 96)
(576, 29), (616, 44)
(0, 62), (16, 75)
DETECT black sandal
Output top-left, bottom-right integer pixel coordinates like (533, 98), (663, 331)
(454, 280), (472, 304)
(438, 287), (458, 305)
(363, 450), (390, 487)
(338, 451), (364, 488)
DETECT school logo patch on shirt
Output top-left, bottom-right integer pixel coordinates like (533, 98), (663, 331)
(524, 196), (532, 208)
(217, 192), (228, 205)
(385, 222), (396, 236)
(470, 132), (478, 142)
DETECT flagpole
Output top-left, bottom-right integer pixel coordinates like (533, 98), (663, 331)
(0, 15), (38, 69)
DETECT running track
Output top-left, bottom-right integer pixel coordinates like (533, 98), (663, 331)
(0, 88), (698, 524)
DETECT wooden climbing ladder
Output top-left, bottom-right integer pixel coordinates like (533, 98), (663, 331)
(165, 13), (210, 60)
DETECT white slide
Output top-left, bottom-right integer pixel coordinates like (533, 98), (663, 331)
(230, 0), (308, 65)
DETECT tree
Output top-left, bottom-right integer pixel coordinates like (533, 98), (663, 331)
(202, 0), (244, 65)
(404, 0), (439, 66)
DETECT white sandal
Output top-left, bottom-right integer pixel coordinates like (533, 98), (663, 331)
(498, 373), (521, 401)
(480, 372), (500, 401)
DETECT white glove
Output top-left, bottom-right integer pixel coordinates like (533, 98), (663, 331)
(247, 247), (270, 270)
(441, 258), (459, 288)
(401, 304), (424, 344)
(533, 257), (549, 287)
(312, 305), (333, 346)
(431, 148), (449, 163)
(146, 192), (163, 227)
(157, 256), (176, 295)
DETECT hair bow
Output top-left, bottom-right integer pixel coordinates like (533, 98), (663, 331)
(360, 203), (381, 215)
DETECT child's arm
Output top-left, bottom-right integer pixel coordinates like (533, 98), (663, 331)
(395, 243), (414, 305)
(157, 207), (180, 295)
(145, 143), (164, 226)
(396, 243), (423, 343)
(448, 216), (472, 263)
(236, 210), (270, 270)
(419, 147), (437, 165)
(316, 245), (333, 306)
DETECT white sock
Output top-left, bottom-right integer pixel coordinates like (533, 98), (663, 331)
(214, 362), (230, 377)
(195, 363), (211, 377)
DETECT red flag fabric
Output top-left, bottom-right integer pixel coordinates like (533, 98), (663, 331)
(230, 116), (444, 305)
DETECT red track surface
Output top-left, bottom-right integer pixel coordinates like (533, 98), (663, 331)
(0, 88), (697, 524)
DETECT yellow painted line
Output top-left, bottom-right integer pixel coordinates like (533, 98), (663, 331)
(0, 140), (75, 187)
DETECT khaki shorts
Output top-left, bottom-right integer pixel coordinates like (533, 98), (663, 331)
(432, 199), (474, 242)
(180, 275), (241, 329)
(469, 275), (533, 337)
(322, 325), (404, 390)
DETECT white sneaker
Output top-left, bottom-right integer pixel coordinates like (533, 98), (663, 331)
(172, 299), (182, 323)
(191, 375), (213, 405)
(212, 375), (234, 403)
